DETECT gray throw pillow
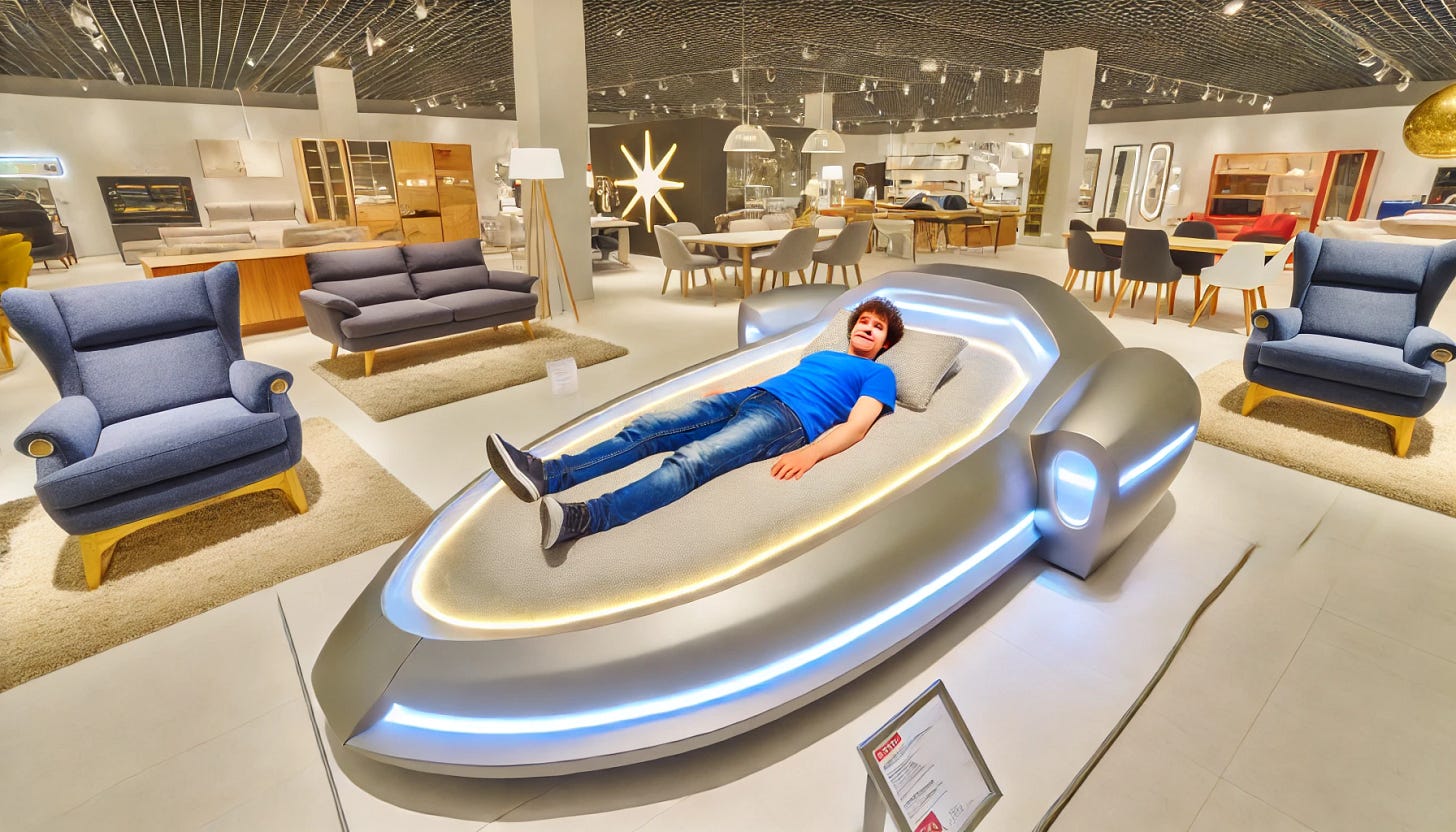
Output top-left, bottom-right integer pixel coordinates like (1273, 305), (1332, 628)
(803, 310), (965, 411)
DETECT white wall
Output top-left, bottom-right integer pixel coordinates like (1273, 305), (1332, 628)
(0, 92), (517, 257)
(859, 104), (1445, 230)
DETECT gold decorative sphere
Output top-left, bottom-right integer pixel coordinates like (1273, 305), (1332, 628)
(1403, 82), (1456, 158)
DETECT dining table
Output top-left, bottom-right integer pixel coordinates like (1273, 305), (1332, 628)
(1065, 230), (1288, 257)
(677, 226), (841, 299)
(877, 204), (1025, 252)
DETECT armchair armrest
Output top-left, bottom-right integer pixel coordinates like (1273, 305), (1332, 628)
(230, 360), (294, 413)
(1250, 307), (1301, 343)
(489, 270), (539, 294)
(15, 396), (101, 465)
(299, 289), (360, 317)
(1404, 326), (1456, 367)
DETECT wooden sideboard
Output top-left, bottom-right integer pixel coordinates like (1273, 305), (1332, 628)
(140, 240), (400, 335)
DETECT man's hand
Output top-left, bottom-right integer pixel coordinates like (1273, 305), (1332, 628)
(771, 447), (820, 480)
(700, 388), (727, 398)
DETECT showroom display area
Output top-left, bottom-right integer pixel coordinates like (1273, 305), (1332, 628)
(311, 270), (1200, 777)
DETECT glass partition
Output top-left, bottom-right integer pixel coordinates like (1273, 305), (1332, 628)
(1078, 149), (1101, 212)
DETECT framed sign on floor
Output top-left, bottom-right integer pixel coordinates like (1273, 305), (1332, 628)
(859, 680), (1001, 832)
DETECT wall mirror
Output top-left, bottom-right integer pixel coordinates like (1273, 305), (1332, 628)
(1104, 144), (1141, 220)
(1078, 149), (1101, 212)
(1138, 142), (1175, 221)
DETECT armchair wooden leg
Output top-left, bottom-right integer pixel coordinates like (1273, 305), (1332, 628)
(522, 320), (535, 339)
(279, 466), (309, 514)
(661, 267), (672, 295)
(1392, 416), (1416, 457)
(811, 262), (819, 283)
(854, 264), (862, 285)
(0, 325), (12, 370)
(329, 343), (338, 360)
(1243, 382), (1418, 457)
(1241, 382), (1276, 415)
(364, 350), (376, 376)
(797, 269), (807, 285)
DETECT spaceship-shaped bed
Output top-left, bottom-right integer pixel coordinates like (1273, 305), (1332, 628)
(312, 267), (1200, 778)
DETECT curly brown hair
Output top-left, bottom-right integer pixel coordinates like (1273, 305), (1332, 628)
(847, 297), (905, 355)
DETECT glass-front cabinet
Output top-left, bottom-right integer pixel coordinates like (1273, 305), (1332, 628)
(1022, 143), (1053, 235)
(1311, 150), (1381, 231)
(293, 139), (353, 224)
(346, 141), (402, 240)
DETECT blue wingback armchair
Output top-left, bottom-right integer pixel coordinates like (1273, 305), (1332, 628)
(1243, 233), (1456, 456)
(2, 263), (306, 587)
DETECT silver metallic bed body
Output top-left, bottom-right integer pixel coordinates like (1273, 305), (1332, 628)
(312, 268), (1200, 778)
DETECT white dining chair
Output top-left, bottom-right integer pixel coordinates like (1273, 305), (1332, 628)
(873, 217), (916, 261)
(1188, 239), (1296, 334)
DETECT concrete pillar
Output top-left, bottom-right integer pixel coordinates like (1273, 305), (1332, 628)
(511, 0), (593, 307)
(1025, 47), (1097, 247)
(313, 66), (360, 138)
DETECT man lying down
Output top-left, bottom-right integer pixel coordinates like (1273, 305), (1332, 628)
(486, 297), (905, 548)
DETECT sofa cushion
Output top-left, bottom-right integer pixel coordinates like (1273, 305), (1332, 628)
(77, 329), (235, 425)
(1301, 284), (1417, 348)
(52, 271), (219, 349)
(402, 239), (492, 299)
(34, 398), (285, 510)
(250, 201), (297, 221)
(1309, 238), (1432, 292)
(205, 203), (253, 223)
(1258, 334), (1430, 398)
(339, 298), (453, 339)
(425, 288), (539, 322)
(306, 246), (414, 306)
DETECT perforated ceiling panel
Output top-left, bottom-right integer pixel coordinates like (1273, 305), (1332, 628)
(1, 0), (1452, 131)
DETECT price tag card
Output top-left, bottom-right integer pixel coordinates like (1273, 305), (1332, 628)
(858, 680), (1000, 832)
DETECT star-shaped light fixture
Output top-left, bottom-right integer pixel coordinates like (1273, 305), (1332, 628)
(616, 131), (684, 230)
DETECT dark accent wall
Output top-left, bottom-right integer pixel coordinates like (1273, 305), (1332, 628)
(589, 118), (811, 257)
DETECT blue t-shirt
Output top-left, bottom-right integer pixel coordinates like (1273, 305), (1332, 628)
(756, 350), (896, 441)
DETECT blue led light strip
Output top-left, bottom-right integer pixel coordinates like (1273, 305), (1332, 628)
(382, 513), (1038, 736)
(1118, 425), (1197, 492)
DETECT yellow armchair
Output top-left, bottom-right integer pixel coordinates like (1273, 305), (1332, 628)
(0, 232), (34, 370)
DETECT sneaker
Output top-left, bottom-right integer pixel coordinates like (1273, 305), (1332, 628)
(487, 433), (547, 502)
(540, 496), (591, 548)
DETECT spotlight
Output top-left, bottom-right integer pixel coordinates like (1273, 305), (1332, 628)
(1262, 96), (1273, 112)
(1236, 93), (1246, 103)
(731, 68), (740, 84)
(413, 101), (422, 112)
(864, 92), (873, 102)
(617, 86), (627, 96)
(88, 34), (106, 52)
(1100, 67), (1108, 82)
(413, 0), (428, 20)
(644, 92), (650, 99)
(628, 110), (636, 120)
(614, 27), (623, 37)
(1201, 84), (1212, 100)
(972, 68), (982, 82)
(1015, 70), (1024, 84)
(454, 98), (465, 110)
(765, 67), (775, 82)
(1222, 0), (1245, 14)
(407, 45), (414, 53)
(109, 63), (125, 83)
(681, 40), (688, 50)
(1373, 63), (1392, 81)
(69, 1), (100, 35)
(1146, 76), (1157, 93)
(802, 45), (818, 60)
(872, 79), (879, 89)
(426, 96), (438, 107)
(939, 72), (946, 84)
(1216, 89), (1225, 101)
(1248, 93), (1258, 106)
(902, 82), (910, 95)
(919, 58), (938, 72)
(859, 78), (867, 91)
(245, 55), (256, 67)
(1396, 74), (1412, 92)
(1100, 98), (1111, 109)
(79, 81), (88, 92)
(1171, 82), (1180, 97)
(659, 79), (668, 90)
(1356, 49), (1378, 67)
(929, 96), (935, 104)
(496, 102), (505, 112)
(1002, 68), (1010, 83)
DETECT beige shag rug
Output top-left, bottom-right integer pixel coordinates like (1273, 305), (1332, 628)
(310, 324), (629, 421)
(0, 418), (431, 691)
(1196, 360), (1455, 516)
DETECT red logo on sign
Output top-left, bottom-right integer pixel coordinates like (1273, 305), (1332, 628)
(874, 732), (902, 762)
(915, 811), (944, 832)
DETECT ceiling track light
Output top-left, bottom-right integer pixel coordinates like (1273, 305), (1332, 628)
(731, 68), (740, 84)
(972, 68), (982, 83)
(1248, 93), (1258, 106)
(1201, 84), (1212, 100)
(658, 79), (668, 90)
(1356, 49), (1378, 67)
(426, 96), (438, 108)
(765, 67), (775, 82)
(1396, 74), (1412, 92)
(1216, 89), (1225, 102)
(1015, 70), (1024, 84)
(1146, 76), (1157, 93)
(1100, 99), (1112, 108)
(618, 86), (627, 96)
(1002, 68), (1010, 83)
(1222, 0), (1245, 15)
(1262, 96), (1273, 112)
(245, 55), (256, 67)
(919, 58), (939, 72)
(902, 82), (911, 95)
(1100, 67), (1108, 83)
(1373, 63), (1392, 81)
(802, 45), (818, 60)
(413, 0), (428, 21)
(858, 78), (867, 92)
(413, 101), (422, 112)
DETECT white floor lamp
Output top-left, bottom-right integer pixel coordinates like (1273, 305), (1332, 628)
(510, 147), (579, 322)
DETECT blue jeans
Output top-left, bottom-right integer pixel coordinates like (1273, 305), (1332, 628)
(544, 388), (807, 534)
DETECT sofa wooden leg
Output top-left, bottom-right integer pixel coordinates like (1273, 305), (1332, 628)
(364, 350), (376, 376)
(330, 344), (338, 360)
(522, 320), (535, 340)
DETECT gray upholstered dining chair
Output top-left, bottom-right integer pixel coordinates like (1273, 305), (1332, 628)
(1064, 229), (1120, 302)
(2, 263), (306, 588)
(1170, 220), (1218, 301)
(1109, 228), (1183, 323)
(655, 225), (726, 304)
(811, 221), (873, 285)
(813, 215), (846, 252)
(1095, 216), (1127, 260)
(753, 226), (818, 291)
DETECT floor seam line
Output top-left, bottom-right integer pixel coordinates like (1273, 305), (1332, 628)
(276, 594), (349, 832)
(1216, 602), (1321, 779)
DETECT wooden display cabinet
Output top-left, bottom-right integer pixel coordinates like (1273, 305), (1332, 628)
(432, 143), (479, 242)
(346, 140), (402, 240)
(1203, 150), (1380, 238)
(1022, 143), (1053, 236)
(391, 141), (443, 244)
(292, 139), (354, 224)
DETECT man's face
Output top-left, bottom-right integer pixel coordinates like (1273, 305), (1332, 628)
(849, 311), (890, 358)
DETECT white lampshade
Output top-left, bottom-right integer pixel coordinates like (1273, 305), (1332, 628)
(820, 165), (844, 181)
(723, 123), (775, 153)
(802, 128), (846, 154)
(509, 147), (564, 180)
(994, 171), (1020, 188)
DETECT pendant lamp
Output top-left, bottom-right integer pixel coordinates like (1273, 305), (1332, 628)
(1403, 82), (1456, 158)
(724, 1), (774, 153)
(802, 73), (846, 153)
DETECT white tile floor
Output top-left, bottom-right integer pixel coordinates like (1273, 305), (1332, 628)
(2, 240), (1454, 831)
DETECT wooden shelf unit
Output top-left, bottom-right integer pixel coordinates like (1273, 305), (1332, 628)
(1203, 150), (1380, 238)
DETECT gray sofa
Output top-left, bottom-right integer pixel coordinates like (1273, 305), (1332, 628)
(300, 239), (539, 375)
